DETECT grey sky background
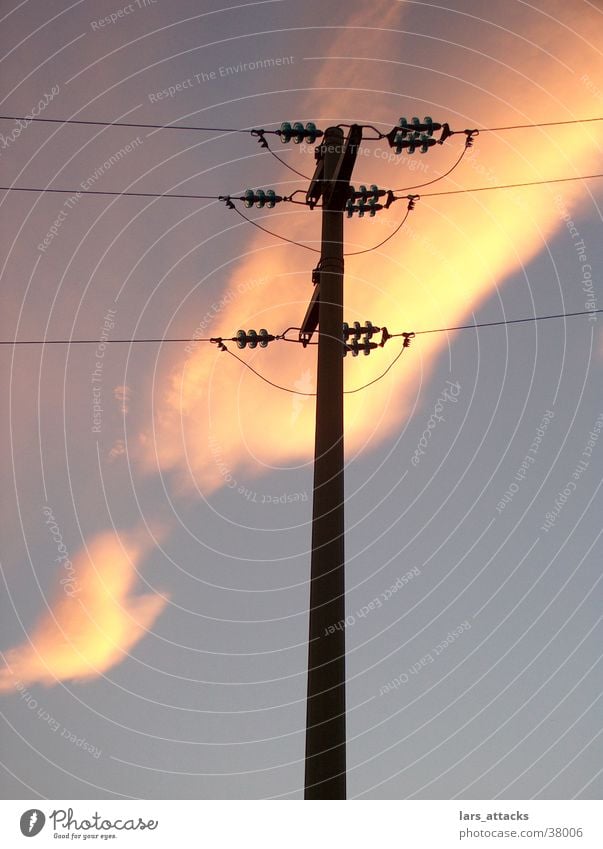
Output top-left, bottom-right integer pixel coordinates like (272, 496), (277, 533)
(1, 0), (602, 800)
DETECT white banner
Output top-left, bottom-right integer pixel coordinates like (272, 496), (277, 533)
(0, 800), (601, 847)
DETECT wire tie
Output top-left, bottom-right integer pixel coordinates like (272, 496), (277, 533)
(251, 128), (269, 149)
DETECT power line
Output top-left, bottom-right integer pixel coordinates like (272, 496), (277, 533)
(233, 199), (416, 258)
(224, 308), (602, 396)
(5, 170), (603, 207)
(414, 172), (603, 199)
(406, 308), (603, 335)
(253, 130), (312, 181)
(4, 113), (602, 137)
(231, 204), (321, 252)
(0, 185), (222, 200)
(1, 336), (215, 346)
(224, 348), (316, 395)
(228, 171), (603, 256)
(0, 115), (274, 134)
(284, 308), (602, 343)
(226, 340), (409, 396)
(343, 341), (408, 394)
(233, 198), (416, 258)
(4, 308), (599, 347)
(264, 143), (311, 180)
(391, 139), (472, 193)
(344, 199), (413, 257)
(472, 117), (603, 133)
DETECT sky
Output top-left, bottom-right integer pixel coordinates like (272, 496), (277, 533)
(1, 0), (602, 800)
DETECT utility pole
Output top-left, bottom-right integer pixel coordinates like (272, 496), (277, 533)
(226, 115), (446, 799)
(303, 125), (362, 799)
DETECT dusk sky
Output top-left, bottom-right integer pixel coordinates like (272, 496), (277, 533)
(1, 0), (602, 800)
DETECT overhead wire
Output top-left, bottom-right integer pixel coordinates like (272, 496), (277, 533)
(402, 308), (603, 336)
(1, 332), (281, 347)
(225, 341), (410, 396)
(411, 172), (603, 199)
(253, 130), (312, 181)
(0, 185), (223, 200)
(3, 113), (602, 394)
(263, 144), (311, 180)
(342, 341), (408, 394)
(231, 204), (321, 252)
(4, 308), (600, 347)
(224, 348), (316, 395)
(4, 170), (603, 206)
(3, 113), (603, 136)
(0, 115), (279, 134)
(390, 136), (473, 193)
(227, 172), (603, 258)
(343, 199), (414, 257)
(220, 309), (603, 396)
(470, 117), (603, 133)
(230, 196), (415, 258)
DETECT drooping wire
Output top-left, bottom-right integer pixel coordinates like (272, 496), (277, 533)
(223, 348), (316, 395)
(230, 204), (321, 253)
(343, 341), (408, 394)
(227, 190), (418, 258)
(343, 197), (415, 257)
(217, 307), (602, 395)
(252, 129), (312, 181)
(391, 135), (474, 193)
(230, 195), (416, 258)
(222, 340), (410, 396)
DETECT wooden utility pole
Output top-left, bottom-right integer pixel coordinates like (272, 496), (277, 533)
(303, 125), (362, 799)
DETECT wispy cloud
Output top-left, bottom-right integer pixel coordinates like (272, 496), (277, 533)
(0, 529), (167, 691)
(135, 0), (603, 494)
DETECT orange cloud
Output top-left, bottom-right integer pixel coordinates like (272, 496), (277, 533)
(136, 1), (603, 494)
(0, 529), (167, 691)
